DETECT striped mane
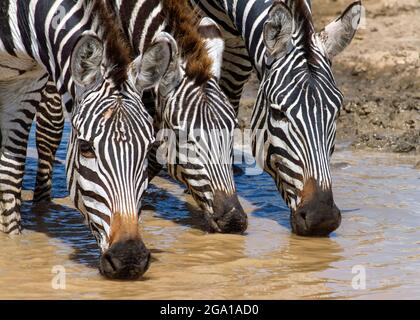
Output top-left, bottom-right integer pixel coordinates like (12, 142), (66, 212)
(90, 0), (132, 86)
(162, 0), (212, 85)
(284, 0), (316, 62)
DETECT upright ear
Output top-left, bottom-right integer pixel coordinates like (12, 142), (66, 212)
(130, 32), (180, 96)
(71, 34), (104, 88)
(317, 1), (362, 59)
(263, 1), (293, 59)
(198, 17), (224, 80)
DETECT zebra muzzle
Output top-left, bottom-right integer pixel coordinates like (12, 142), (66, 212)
(292, 181), (341, 236)
(99, 239), (151, 280)
(208, 191), (248, 234)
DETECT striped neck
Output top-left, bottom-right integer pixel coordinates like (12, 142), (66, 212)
(216, 0), (272, 77)
(15, 0), (131, 111)
(217, 0), (313, 79)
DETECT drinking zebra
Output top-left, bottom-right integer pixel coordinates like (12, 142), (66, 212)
(106, 0), (248, 233)
(192, 0), (362, 236)
(0, 0), (180, 279)
(34, 0), (248, 234)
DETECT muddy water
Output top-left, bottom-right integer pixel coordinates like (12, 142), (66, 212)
(0, 124), (419, 299)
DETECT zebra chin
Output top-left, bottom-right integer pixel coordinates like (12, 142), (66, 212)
(290, 179), (341, 237)
(206, 191), (248, 234)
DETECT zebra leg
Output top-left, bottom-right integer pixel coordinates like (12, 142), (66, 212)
(220, 37), (253, 176)
(220, 36), (254, 114)
(142, 89), (164, 181)
(34, 80), (65, 202)
(147, 141), (164, 181)
(0, 78), (45, 234)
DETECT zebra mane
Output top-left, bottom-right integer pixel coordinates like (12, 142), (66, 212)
(285, 0), (316, 63)
(90, 0), (132, 86)
(162, 0), (213, 85)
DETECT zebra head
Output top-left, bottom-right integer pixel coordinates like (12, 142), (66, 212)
(153, 19), (247, 234)
(252, 0), (362, 236)
(66, 33), (175, 279)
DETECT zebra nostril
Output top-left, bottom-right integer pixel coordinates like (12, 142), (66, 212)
(294, 210), (309, 231)
(213, 207), (248, 234)
(102, 253), (118, 273)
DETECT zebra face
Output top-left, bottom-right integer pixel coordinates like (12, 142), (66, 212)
(154, 27), (247, 234)
(66, 33), (174, 279)
(69, 84), (153, 248)
(253, 1), (362, 236)
(160, 78), (247, 233)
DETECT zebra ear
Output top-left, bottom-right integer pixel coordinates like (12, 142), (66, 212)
(198, 17), (224, 80)
(263, 1), (293, 59)
(131, 32), (177, 92)
(317, 1), (362, 59)
(71, 34), (104, 88)
(159, 33), (181, 97)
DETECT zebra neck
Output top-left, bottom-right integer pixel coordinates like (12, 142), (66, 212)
(7, 1), (128, 111)
(108, 0), (166, 56)
(218, 0), (273, 78)
(13, 1), (88, 99)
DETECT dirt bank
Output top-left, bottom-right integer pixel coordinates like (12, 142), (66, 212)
(238, 0), (420, 154)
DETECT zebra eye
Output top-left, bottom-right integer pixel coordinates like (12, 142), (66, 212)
(272, 109), (288, 122)
(270, 104), (288, 122)
(79, 140), (95, 159)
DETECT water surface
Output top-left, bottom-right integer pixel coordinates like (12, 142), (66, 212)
(0, 124), (419, 299)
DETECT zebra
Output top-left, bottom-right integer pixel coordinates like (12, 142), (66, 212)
(192, 0), (362, 236)
(35, 0), (248, 234)
(0, 0), (185, 279)
(108, 0), (248, 233)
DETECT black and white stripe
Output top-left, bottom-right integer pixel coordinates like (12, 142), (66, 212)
(0, 0), (157, 253)
(193, 0), (361, 235)
(86, 0), (247, 233)
(34, 78), (65, 202)
(66, 79), (154, 250)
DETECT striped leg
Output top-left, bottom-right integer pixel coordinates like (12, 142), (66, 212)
(0, 78), (46, 234)
(142, 89), (164, 181)
(0, 108), (34, 234)
(219, 36), (253, 114)
(34, 80), (65, 202)
(147, 141), (164, 181)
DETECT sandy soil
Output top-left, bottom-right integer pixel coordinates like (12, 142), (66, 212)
(238, 0), (420, 154)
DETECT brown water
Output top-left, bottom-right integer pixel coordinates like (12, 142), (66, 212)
(0, 135), (419, 299)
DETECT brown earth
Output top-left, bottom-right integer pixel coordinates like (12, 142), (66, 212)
(238, 0), (420, 154)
